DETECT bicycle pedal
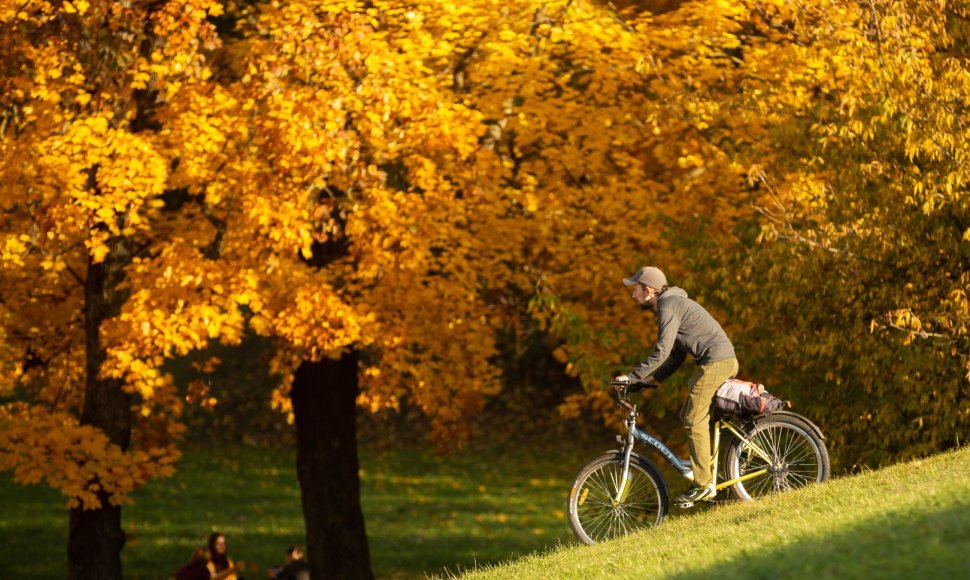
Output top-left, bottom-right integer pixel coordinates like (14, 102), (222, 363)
(676, 500), (694, 509)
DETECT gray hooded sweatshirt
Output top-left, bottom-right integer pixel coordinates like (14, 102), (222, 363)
(629, 287), (736, 382)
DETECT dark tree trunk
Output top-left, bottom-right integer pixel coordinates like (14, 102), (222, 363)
(291, 350), (373, 580)
(67, 238), (132, 580)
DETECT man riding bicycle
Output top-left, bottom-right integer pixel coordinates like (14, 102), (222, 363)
(614, 266), (739, 505)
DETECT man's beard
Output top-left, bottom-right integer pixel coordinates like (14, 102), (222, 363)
(640, 301), (656, 311)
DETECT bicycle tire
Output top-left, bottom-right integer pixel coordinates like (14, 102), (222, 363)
(725, 413), (830, 501)
(567, 452), (669, 545)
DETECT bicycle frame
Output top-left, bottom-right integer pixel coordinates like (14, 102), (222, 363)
(612, 402), (774, 504)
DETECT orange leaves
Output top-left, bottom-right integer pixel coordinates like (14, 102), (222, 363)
(0, 236), (29, 268)
(0, 310), (23, 396)
(61, 1), (90, 16)
(161, 85), (243, 190)
(360, 264), (502, 444)
(0, 404), (179, 509)
(241, 190), (317, 259)
(29, 118), (169, 262)
(134, 1), (221, 96)
(186, 379), (218, 410)
(102, 243), (262, 399)
(0, 0), (237, 506)
(0, 0), (963, 489)
(268, 284), (369, 360)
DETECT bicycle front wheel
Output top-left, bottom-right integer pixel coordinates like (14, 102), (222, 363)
(726, 413), (830, 501)
(567, 452), (669, 545)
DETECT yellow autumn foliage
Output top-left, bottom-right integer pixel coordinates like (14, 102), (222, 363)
(1, 0), (967, 512)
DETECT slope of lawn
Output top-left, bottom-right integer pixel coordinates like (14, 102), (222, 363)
(457, 445), (970, 579)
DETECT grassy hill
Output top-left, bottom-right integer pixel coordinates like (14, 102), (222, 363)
(458, 445), (970, 579)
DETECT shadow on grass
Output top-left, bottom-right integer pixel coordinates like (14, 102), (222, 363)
(670, 499), (970, 580)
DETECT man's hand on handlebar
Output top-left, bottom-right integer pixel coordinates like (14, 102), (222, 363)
(612, 374), (659, 393)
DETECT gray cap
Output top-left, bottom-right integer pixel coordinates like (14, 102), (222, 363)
(622, 266), (667, 289)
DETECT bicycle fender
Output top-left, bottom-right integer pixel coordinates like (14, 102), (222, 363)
(757, 410), (826, 440)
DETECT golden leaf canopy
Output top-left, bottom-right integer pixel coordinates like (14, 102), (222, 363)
(1, 0), (968, 506)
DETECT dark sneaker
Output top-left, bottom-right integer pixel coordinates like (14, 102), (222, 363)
(673, 484), (716, 506)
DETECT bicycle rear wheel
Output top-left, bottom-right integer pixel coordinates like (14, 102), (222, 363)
(567, 452), (669, 545)
(725, 413), (830, 501)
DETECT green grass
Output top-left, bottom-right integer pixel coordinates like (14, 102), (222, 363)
(4, 443), (968, 579)
(0, 439), (610, 579)
(457, 445), (970, 579)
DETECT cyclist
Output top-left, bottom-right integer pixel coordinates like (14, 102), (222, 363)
(614, 266), (739, 505)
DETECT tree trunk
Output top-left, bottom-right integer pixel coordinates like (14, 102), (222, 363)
(67, 239), (132, 580)
(291, 350), (373, 580)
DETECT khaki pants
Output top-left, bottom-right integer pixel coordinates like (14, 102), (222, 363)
(679, 357), (739, 488)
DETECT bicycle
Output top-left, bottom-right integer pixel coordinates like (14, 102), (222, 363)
(567, 379), (830, 545)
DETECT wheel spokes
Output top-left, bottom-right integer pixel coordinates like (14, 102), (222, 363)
(737, 422), (822, 498)
(736, 422), (821, 497)
(574, 461), (663, 542)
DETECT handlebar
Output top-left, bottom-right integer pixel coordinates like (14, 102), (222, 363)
(611, 379), (657, 412)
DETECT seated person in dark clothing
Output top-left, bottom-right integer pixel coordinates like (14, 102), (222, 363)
(268, 545), (309, 580)
(175, 548), (211, 580)
(208, 531), (245, 580)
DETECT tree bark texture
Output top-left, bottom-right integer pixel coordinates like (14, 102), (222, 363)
(67, 238), (132, 580)
(291, 350), (374, 580)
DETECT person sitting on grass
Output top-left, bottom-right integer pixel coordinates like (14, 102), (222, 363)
(208, 532), (246, 580)
(174, 547), (211, 580)
(268, 545), (309, 580)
